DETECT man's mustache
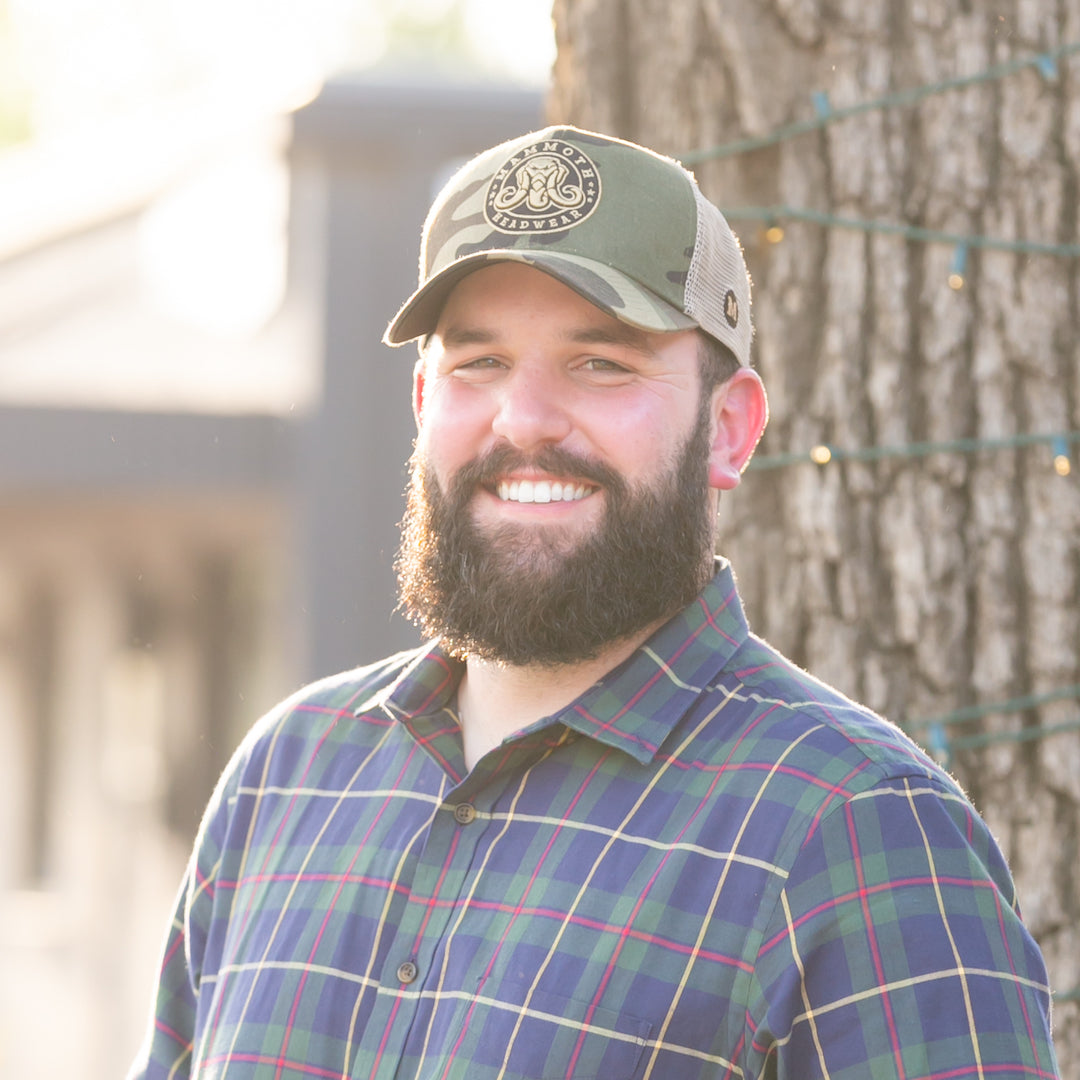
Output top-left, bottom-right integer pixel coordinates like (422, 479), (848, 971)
(448, 444), (627, 496)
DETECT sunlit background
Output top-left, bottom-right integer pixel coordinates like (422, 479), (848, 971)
(0, 0), (554, 399)
(0, 5), (552, 1078)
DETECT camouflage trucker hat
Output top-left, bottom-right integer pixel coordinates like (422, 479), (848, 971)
(384, 125), (753, 366)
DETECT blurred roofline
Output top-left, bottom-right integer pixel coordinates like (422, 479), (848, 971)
(292, 71), (544, 155)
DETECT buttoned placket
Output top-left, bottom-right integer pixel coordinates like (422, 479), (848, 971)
(358, 712), (562, 1076)
(382, 795), (486, 983)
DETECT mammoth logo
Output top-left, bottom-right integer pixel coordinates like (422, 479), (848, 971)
(484, 140), (601, 233)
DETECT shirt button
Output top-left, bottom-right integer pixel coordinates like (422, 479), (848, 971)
(396, 960), (419, 984)
(453, 803), (477, 825)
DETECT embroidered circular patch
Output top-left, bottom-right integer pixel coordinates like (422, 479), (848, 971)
(484, 139), (602, 233)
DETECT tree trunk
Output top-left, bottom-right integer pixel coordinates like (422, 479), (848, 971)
(550, 0), (1080, 1068)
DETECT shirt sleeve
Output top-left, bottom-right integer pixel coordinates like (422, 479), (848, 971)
(748, 772), (1060, 1079)
(126, 762), (237, 1080)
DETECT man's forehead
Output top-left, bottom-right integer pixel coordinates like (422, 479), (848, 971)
(431, 262), (658, 351)
(434, 318), (656, 355)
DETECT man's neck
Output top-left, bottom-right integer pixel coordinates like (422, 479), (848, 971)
(456, 618), (667, 770)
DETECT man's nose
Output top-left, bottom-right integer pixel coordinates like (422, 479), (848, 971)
(490, 368), (573, 450)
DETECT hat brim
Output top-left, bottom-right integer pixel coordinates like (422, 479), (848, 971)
(383, 250), (697, 346)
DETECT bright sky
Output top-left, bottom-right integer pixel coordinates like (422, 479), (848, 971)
(4, 0), (555, 142)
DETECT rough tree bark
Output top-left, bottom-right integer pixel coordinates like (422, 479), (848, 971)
(550, 0), (1080, 1069)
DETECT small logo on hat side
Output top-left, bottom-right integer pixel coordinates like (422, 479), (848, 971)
(484, 139), (601, 234)
(724, 289), (739, 328)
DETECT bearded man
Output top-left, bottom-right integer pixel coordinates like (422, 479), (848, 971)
(130, 127), (1059, 1080)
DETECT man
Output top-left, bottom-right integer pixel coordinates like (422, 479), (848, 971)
(130, 127), (1059, 1078)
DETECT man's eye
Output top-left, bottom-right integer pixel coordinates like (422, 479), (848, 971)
(582, 357), (629, 373)
(457, 356), (504, 371)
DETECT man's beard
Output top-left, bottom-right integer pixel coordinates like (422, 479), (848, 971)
(395, 405), (716, 668)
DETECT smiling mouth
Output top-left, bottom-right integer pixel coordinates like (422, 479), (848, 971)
(495, 479), (597, 504)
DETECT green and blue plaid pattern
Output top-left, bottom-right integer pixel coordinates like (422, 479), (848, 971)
(130, 562), (1058, 1079)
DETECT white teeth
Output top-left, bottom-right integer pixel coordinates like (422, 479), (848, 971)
(495, 479), (593, 503)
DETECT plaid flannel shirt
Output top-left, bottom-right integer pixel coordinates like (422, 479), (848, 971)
(130, 561), (1059, 1079)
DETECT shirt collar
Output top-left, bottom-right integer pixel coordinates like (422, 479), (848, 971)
(558, 559), (748, 763)
(375, 560), (748, 765)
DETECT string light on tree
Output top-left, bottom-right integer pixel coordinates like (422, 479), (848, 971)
(749, 431), (1080, 472)
(680, 41), (1080, 168)
(948, 244), (967, 290)
(1053, 436), (1072, 476)
(688, 44), (1080, 294)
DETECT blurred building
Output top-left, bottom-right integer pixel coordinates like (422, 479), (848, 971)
(0, 78), (540, 1080)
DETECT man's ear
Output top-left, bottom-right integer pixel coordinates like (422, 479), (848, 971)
(412, 356), (425, 428)
(707, 368), (769, 491)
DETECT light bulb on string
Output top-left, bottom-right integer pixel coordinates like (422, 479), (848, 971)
(948, 244), (968, 290)
(1052, 436), (1072, 476)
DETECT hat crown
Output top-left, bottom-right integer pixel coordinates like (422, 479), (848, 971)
(386, 125), (752, 367)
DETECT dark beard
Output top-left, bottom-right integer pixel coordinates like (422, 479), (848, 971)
(395, 406), (716, 668)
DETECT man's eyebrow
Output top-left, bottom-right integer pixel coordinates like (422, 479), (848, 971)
(565, 324), (654, 354)
(437, 325), (499, 349)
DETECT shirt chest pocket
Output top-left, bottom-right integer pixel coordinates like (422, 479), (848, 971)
(444, 980), (653, 1080)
